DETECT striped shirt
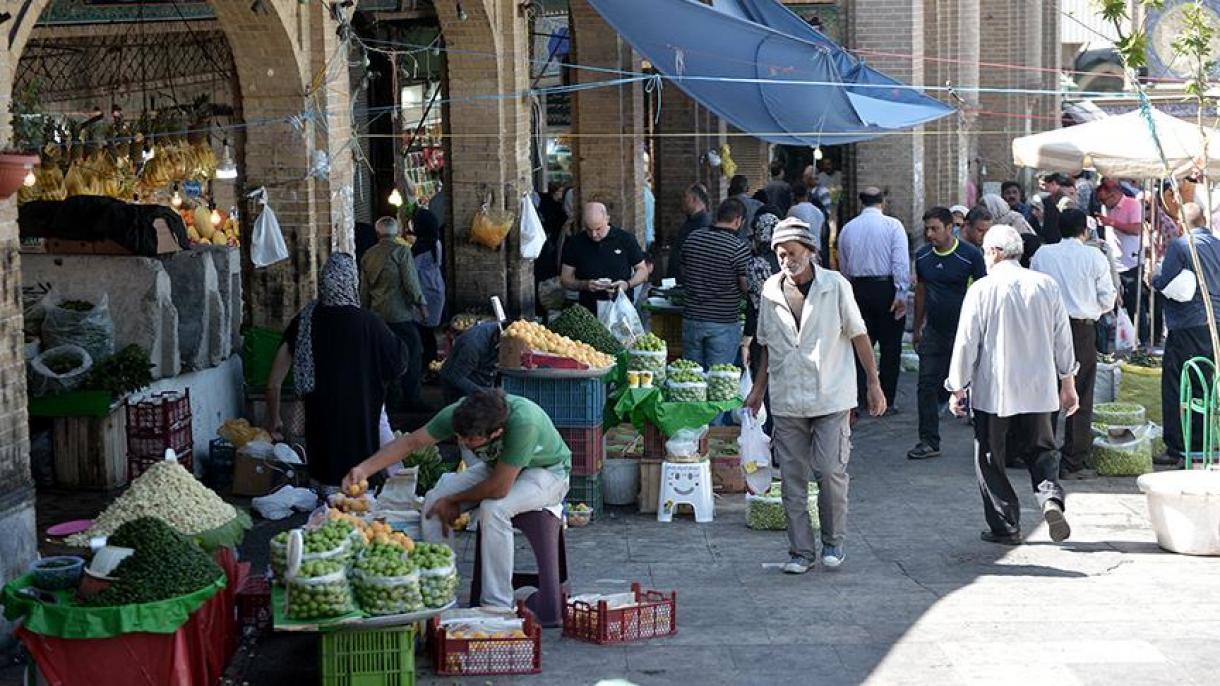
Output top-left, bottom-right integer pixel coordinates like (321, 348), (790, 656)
(679, 225), (751, 323)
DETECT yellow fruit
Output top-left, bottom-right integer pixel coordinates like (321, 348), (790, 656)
(210, 234), (227, 246)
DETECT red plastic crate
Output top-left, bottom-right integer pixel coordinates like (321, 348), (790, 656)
(559, 426), (604, 476)
(643, 423), (709, 459)
(128, 423), (193, 458)
(126, 390), (192, 437)
(431, 604), (541, 676)
(236, 574), (272, 635)
(562, 583), (677, 644)
(128, 450), (193, 480)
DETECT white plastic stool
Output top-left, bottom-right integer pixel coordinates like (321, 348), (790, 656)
(657, 461), (714, 522)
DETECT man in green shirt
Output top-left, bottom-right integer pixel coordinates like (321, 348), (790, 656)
(344, 389), (571, 608)
(360, 216), (429, 410)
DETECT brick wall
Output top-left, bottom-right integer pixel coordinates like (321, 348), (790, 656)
(921, 0), (979, 210)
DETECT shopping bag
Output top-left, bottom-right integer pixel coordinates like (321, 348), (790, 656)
(1115, 308), (1136, 352)
(470, 194), (514, 250)
(519, 193), (546, 260)
(250, 189), (289, 268)
(600, 288), (645, 348)
(738, 412), (772, 495)
(733, 367), (767, 425)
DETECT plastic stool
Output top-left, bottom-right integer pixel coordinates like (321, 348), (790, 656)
(470, 509), (569, 627)
(658, 460), (714, 522)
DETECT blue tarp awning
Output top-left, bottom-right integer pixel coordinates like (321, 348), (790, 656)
(586, 0), (955, 145)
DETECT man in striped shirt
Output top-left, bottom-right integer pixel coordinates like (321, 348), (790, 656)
(679, 198), (751, 369)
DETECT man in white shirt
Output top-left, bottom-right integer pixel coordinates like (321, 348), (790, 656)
(1031, 209), (1117, 479)
(947, 224), (1079, 545)
(745, 220), (886, 575)
(837, 187), (910, 411)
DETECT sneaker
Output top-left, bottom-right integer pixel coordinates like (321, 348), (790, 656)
(1042, 501), (1071, 543)
(1060, 467), (1097, 481)
(906, 442), (942, 460)
(782, 556), (814, 575)
(980, 530), (1022, 545)
(821, 545), (845, 569)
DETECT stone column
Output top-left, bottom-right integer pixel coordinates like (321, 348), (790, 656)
(977, 0), (1046, 186)
(922, 0), (979, 209)
(569, 0), (647, 245)
(654, 88), (725, 247)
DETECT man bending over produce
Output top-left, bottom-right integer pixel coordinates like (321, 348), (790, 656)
(344, 389), (570, 607)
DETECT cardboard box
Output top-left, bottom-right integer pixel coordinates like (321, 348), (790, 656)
(45, 218), (182, 256)
(232, 451), (306, 497)
(711, 456), (746, 493)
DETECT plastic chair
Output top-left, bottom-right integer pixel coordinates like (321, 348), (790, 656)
(657, 461), (714, 523)
(469, 510), (569, 627)
(1180, 357), (1219, 470)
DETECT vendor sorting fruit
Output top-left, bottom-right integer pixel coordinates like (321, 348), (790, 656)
(343, 388), (570, 609)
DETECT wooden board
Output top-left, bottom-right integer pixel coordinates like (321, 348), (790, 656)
(52, 403), (128, 490)
(637, 459), (661, 514)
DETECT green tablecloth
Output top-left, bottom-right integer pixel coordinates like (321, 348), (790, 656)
(193, 510), (252, 552)
(1, 573), (226, 640)
(607, 387), (742, 436)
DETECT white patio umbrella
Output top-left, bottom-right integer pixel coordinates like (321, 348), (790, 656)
(1012, 107), (1220, 177)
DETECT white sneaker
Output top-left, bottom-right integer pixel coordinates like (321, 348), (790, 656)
(781, 556), (814, 574)
(821, 545), (845, 569)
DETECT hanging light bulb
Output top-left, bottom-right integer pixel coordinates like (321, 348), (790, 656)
(214, 140), (238, 180)
(23, 166), (36, 187)
(170, 184), (183, 208)
(388, 188), (403, 207)
(813, 146), (824, 161)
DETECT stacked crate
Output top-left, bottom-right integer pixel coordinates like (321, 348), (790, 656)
(501, 373), (606, 515)
(126, 389), (194, 478)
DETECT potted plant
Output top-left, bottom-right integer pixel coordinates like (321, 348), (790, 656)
(1, 82), (44, 199)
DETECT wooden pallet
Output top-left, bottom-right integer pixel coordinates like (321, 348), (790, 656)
(52, 402), (128, 490)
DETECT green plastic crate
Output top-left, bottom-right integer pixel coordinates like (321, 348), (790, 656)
(320, 625), (416, 686)
(565, 473), (604, 516)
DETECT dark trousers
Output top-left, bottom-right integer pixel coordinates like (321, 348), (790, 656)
(1120, 267), (1149, 342)
(387, 321), (423, 408)
(416, 323), (438, 366)
(974, 410), (1065, 535)
(1057, 320), (1098, 471)
(1162, 325), (1216, 458)
(851, 278), (903, 407)
(916, 327), (954, 449)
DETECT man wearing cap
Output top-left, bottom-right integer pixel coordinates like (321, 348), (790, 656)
(837, 187), (910, 411)
(947, 224), (1079, 546)
(745, 219), (887, 574)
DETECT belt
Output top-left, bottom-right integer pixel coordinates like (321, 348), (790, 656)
(850, 276), (892, 283)
(1070, 317), (1096, 325)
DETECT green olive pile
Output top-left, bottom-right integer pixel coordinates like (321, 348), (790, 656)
(304, 520), (355, 562)
(668, 359), (703, 375)
(351, 544), (423, 616)
(665, 369), (707, 402)
(413, 542), (457, 608)
(83, 517), (222, 606)
(285, 559), (354, 620)
(707, 364), (741, 401)
(270, 531), (289, 580)
(629, 334), (668, 381)
(549, 305), (624, 355)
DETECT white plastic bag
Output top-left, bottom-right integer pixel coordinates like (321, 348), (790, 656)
(1162, 269), (1197, 303)
(250, 188), (289, 268)
(739, 412), (772, 495)
(1115, 308), (1137, 352)
(664, 425), (708, 462)
(519, 193), (546, 260)
(601, 288), (645, 348)
(252, 485), (319, 520)
(28, 344), (94, 397)
(734, 367), (767, 425)
(41, 292), (115, 363)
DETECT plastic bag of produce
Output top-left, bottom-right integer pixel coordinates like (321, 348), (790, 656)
(419, 564), (458, 608)
(739, 412), (772, 495)
(41, 293), (115, 363)
(667, 359), (704, 377)
(707, 364), (740, 402)
(628, 341), (668, 383)
(745, 482), (818, 530)
(601, 288), (645, 348)
(665, 425), (708, 462)
(1115, 309), (1136, 353)
(285, 560), (355, 620)
(1092, 433), (1153, 476)
(470, 199), (514, 250)
(1094, 402), (1145, 428)
(351, 544), (424, 615)
(664, 378), (708, 403)
(27, 344), (93, 397)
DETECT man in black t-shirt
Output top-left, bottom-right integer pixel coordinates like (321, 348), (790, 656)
(560, 202), (648, 313)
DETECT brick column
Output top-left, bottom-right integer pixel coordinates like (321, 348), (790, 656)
(654, 88), (725, 248)
(436, 0), (534, 315)
(570, 0), (647, 245)
(977, 0), (1047, 186)
(848, 0), (925, 231)
(922, 0), (979, 209)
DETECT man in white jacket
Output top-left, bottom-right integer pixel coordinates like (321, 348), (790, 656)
(745, 219), (887, 575)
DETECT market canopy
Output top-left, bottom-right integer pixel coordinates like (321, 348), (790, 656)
(585, 0), (955, 146)
(1011, 107), (1220, 178)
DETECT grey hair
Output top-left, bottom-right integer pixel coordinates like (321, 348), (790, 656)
(982, 224), (1023, 260)
(375, 216), (400, 236)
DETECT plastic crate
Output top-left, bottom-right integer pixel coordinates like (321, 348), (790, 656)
(649, 311), (683, 361)
(431, 605), (540, 676)
(501, 374), (607, 427)
(563, 582), (677, 644)
(128, 450), (193, 480)
(643, 422), (709, 459)
(126, 390), (192, 437)
(321, 624), (416, 686)
(558, 426), (604, 476)
(565, 473), (604, 516)
(236, 573), (271, 635)
(128, 423), (193, 460)
(204, 438), (236, 490)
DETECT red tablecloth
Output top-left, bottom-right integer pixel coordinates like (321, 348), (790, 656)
(16, 549), (246, 686)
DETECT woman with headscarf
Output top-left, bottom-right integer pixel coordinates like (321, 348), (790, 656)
(741, 206), (782, 374)
(405, 206), (446, 367)
(266, 253), (407, 486)
(981, 193), (1042, 267)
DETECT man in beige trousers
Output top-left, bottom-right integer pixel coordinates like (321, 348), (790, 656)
(745, 218), (887, 574)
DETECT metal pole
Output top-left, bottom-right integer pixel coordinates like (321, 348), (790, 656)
(1133, 179), (1147, 350)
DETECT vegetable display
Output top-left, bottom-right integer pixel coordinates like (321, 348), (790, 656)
(414, 542), (458, 608)
(665, 369), (707, 403)
(66, 460), (238, 547)
(82, 517), (222, 606)
(504, 319), (615, 368)
(285, 559), (355, 620)
(1094, 402), (1146, 428)
(1093, 434), (1154, 476)
(549, 306), (624, 355)
(351, 543), (424, 616)
(82, 344), (154, 398)
(628, 333), (668, 382)
(400, 444), (453, 495)
(707, 363), (740, 402)
(745, 482), (819, 531)
(667, 359), (703, 376)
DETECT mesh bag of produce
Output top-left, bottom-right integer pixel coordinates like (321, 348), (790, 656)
(706, 366), (740, 402)
(664, 379), (708, 403)
(351, 567), (423, 616)
(41, 293), (115, 363)
(745, 482), (820, 530)
(285, 559), (355, 620)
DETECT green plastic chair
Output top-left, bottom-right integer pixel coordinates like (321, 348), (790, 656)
(1179, 356), (1219, 469)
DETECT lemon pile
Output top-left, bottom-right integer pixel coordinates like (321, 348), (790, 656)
(506, 320), (614, 368)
